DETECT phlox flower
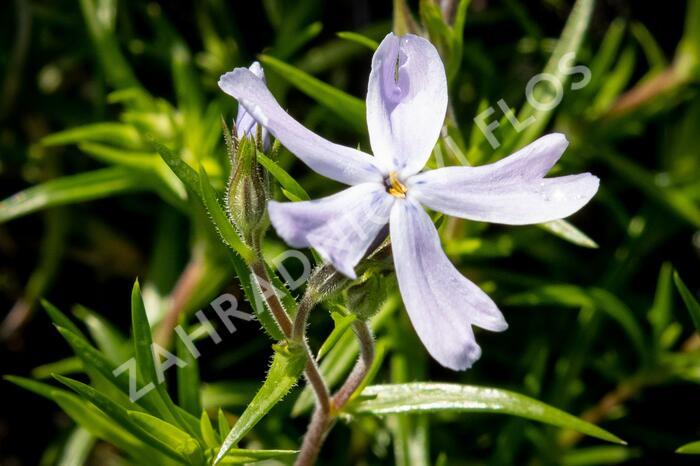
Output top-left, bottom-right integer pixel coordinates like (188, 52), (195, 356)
(219, 34), (599, 370)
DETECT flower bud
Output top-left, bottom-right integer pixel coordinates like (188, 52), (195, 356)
(226, 135), (269, 246)
(346, 273), (387, 321)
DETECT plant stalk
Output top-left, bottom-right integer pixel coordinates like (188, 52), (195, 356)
(295, 320), (376, 466)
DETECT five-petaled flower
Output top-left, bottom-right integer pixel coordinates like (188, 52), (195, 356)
(219, 33), (599, 370)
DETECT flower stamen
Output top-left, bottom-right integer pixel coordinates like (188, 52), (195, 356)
(387, 171), (408, 198)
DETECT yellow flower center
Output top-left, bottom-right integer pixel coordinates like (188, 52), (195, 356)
(387, 171), (408, 198)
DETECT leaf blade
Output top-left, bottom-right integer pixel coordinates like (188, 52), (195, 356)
(214, 346), (307, 463)
(351, 383), (625, 445)
(0, 167), (141, 224)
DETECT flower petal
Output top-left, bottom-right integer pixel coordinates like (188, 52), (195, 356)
(219, 67), (382, 185)
(366, 33), (448, 177)
(409, 134), (599, 225)
(390, 200), (507, 371)
(235, 62), (270, 150)
(268, 183), (394, 279)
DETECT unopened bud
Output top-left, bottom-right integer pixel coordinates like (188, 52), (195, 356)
(346, 273), (386, 321)
(226, 136), (269, 246)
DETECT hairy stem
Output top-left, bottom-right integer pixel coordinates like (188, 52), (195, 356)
(249, 256), (331, 415)
(292, 292), (316, 342)
(250, 259), (293, 337)
(294, 403), (335, 466)
(295, 320), (376, 466)
(332, 320), (375, 408)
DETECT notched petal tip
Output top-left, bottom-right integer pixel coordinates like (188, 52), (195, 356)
(366, 32), (448, 177)
(451, 341), (482, 371)
(390, 201), (506, 372)
(248, 61), (265, 80)
(217, 67), (250, 94)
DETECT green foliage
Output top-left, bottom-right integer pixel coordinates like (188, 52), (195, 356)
(674, 271), (700, 331)
(351, 383), (624, 444)
(215, 343), (307, 463)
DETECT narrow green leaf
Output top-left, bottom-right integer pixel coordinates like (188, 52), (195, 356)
(152, 140), (201, 197)
(218, 408), (229, 444)
(281, 188), (303, 202)
(128, 411), (194, 446)
(589, 46), (636, 118)
(218, 449), (297, 464)
(177, 323), (202, 416)
(257, 151), (310, 201)
(676, 0), (700, 79)
(351, 383), (625, 444)
(596, 147), (700, 229)
(77, 143), (158, 170)
(4, 374), (66, 400)
(317, 312), (357, 361)
(57, 428), (95, 466)
(42, 123), (142, 149)
(7, 376), (180, 463)
(78, 0), (141, 91)
(513, 0), (595, 148)
(274, 21), (324, 59)
(73, 304), (129, 364)
(561, 445), (640, 465)
(198, 167), (256, 263)
(673, 271), (700, 331)
(0, 167), (141, 224)
(507, 285), (647, 359)
(201, 382), (258, 410)
(53, 325), (139, 399)
(171, 41), (204, 124)
(129, 412), (205, 465)
(41, 300), (85, 340)
(648, 263), (674, 345)
(52, 390), (175, 464)
(214, 345), (307, 463)
(259, 54), (367, 133)
(200, 412), (219, 449)
(53, 375), (185, 462)
(336, 31), (379, 50)
(677, 440), (700, 454)
(130, 280), (197, 437)
(538, 220), (598, 248)
(32, 357), (83, 379)
(586, 18), (626, 94)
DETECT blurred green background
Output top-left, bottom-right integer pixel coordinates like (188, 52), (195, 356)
(1, 0), (699, 465)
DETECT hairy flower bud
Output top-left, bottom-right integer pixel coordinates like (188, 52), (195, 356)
(346, 274), (386, 320)
(226, 135), (269, 246)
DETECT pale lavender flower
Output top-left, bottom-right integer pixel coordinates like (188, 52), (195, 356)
(218, 33), (599, 370)
(235, 62), (270, 150)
